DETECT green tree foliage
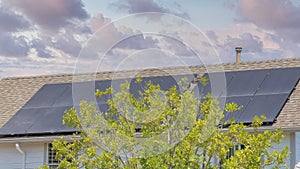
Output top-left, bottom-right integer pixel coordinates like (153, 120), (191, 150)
(39, 78), (290, 169)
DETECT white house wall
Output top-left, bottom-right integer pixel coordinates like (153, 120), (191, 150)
(265, 132), (291, 169)
(296, 132), (300, 165)
(0, 132), (295, 168)
(0, 142), (44, 169)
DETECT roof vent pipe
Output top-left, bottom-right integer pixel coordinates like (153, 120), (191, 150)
(235, 47), (242, 63)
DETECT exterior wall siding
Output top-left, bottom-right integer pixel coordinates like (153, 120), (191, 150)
(0, 133), (295, 168)
(296, 132), (300, 165)
(0, 142), (44, 169)
(265, 132), (291, 169)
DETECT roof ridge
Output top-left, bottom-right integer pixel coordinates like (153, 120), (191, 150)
(1, 57), (300, 81)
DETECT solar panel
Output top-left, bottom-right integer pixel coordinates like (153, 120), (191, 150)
(129, 75), (180, 99)
(256, 68), (300, 95)
(0, 67), (299, 136)
(202, 67), (300, 124)
(237, 93), (290, 123)
(225, 70), (268, 96)
(51, 85), (73, 107)
(221, 96), (251, 121)
(0, 74), (196, 136)
(203, 72), (233, 97)
(23, 83), (70, 109)
(26, 106), (74, 134)
(0, 106), (77, 136)
(0, 108), (45, 135)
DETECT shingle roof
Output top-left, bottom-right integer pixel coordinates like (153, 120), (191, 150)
(0, 58), (299, 128)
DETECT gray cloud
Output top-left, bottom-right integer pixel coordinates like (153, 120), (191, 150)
(114, 34), (159, 50)
(224, 33), (263, 53)
(266, 33), (300, 58)
(236, 0), (300, 29)
(31, 39), (53, 58)
(112, 0), (189, 19)
(235, 0), (300, 43)
(206, 31), (265, 62)
(89, 13), (111, 32)
(89, 15), (161, 51)
(162, 37), (194, 56)
(0, 7), (30, 32)
(0, 6), (31, 57)
(52, 31), (82, 56)
(34, 30), (83, 57)
(0, 1), (90, 58)
(206, 30), (219, 44)
(0, 33), (30, 57)
(2, 0), (89, 31)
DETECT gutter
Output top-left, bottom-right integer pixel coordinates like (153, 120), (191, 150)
(221, 126), (300, 133)
(15, 143), (26, 169)
(0, 135), (80, 144)
(0, 135), (78, 143)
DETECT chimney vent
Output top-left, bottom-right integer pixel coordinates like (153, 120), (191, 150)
(235, 47), (242, 63)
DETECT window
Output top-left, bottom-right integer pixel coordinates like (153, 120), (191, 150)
(47, 143), (59, 168)
(226, 144), (245, 159)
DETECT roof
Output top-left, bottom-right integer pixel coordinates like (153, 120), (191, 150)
(0, 58), (300, 131)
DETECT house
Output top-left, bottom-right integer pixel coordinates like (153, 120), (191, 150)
(0, 57), (299, 169)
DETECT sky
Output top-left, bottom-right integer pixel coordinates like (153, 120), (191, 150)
(0, 0), (300, 78)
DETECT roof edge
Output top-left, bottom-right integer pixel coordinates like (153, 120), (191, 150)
(2, 57), (300, 81)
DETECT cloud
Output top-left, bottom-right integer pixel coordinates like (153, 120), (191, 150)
(112, 0), (189, 19)
(0, 1), (90, 58)
(235, 0), (300, 42)
(162, 37), (194, 56)
(31, 39), (53, 58)
(205, 29), (267, 62)
(89, 13), (111, 32)
(0, 7), (30, 32)
(265, 32), (300, 58)
(52, 31), (82, 56)
(0, 55), (77, 79)
(0, 33), (30, 57)
(0, 6), (31, 57)
(224, 33), (263, 53)
(89, 15), (160, 51)
(236, 0), (299, 29)
(114, 34), (159, 50)
(2, 0), (89, 31)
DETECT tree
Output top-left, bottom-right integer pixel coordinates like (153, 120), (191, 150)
(39, 77), (290, 169)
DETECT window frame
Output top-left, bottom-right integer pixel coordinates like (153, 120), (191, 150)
(226, 144), (245, 159)
(46, 143), (60, 168)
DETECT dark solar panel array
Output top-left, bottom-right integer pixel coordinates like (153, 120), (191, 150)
(0, 75), (195, 136)
(0, 68), (299, 136)
(204, 68), (300, 123)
